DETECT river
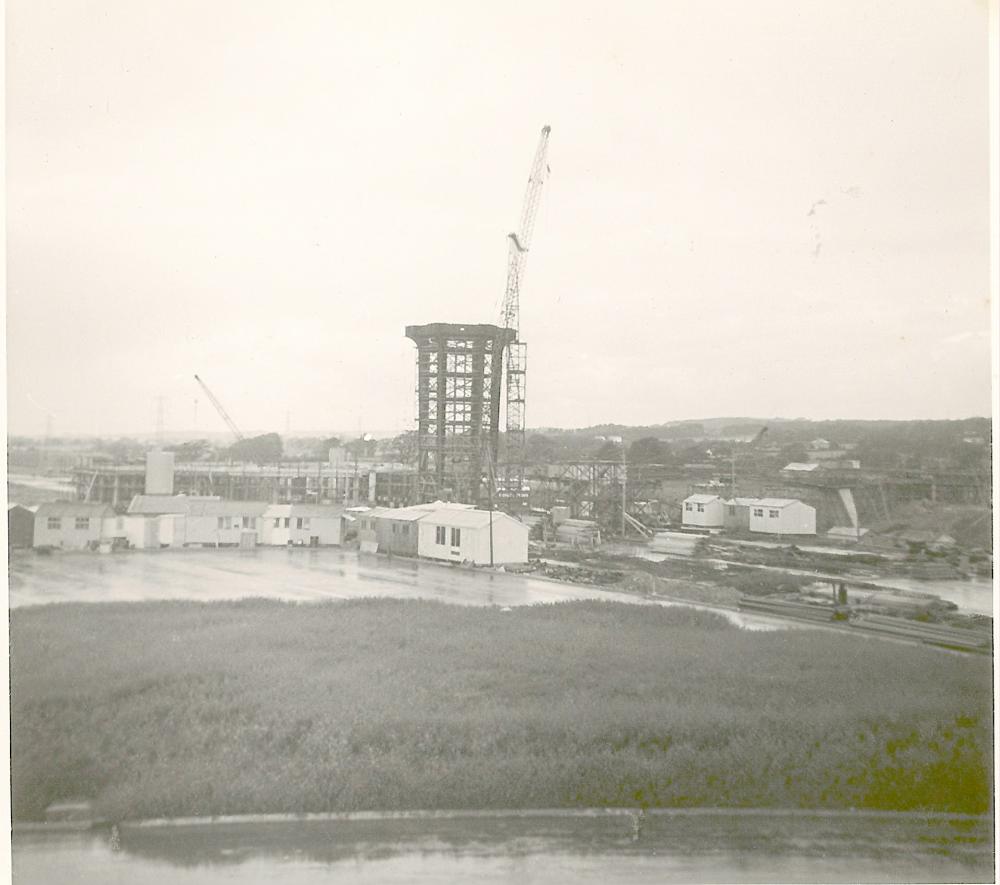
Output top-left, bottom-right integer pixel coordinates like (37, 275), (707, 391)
(11, 811), (992, 884)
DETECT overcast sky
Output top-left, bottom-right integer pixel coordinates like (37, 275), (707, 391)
(5, 0), (992, 438)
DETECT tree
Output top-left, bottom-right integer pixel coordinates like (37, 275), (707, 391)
(594, 440), (622, 460)
(525, 434), (557, 464)
(227, 433), (283, 464)
(628, 437), (670, 464)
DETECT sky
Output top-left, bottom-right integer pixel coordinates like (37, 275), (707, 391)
(5, 0), (993, 438)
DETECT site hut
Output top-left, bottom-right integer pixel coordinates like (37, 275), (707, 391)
(33, 502), (113, 550)
(7, 504), (36, 549)
(723, 497), (757, 533)
(681, 493), (726, 528)
(117, 494), (219, 549)
(417, 508), (530, 566)
(262, 504), (346, 547)
(371, 507), (426, 556)
(355, 507), (388, 553)
(746, 498), (817, 535)
(181, 500), (270, 547)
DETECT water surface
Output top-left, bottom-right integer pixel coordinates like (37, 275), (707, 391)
(12, 811), (992, 884)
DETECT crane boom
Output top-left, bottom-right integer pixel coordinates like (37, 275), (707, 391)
(193, 374), (245, 441)
(499, 126), (551, 504)
(500, 125), (551, 335)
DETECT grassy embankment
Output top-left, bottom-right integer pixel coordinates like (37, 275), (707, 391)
(10, 598), (992, 822)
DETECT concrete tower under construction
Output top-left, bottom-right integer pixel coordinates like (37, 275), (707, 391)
(405, 322), (515, 504)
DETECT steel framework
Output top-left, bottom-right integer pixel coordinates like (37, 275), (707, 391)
(405, 323), (513, 504)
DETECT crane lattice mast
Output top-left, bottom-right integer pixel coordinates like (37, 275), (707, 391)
(193, 374), (245, 442)
(500, 126), (551, 498)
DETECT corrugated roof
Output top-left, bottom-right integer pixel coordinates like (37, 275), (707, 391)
(782, 462), (820, 472)
(263, 504), (346, 518)
(35, 502), (113, 517)
(294, 504), (346, 517)
(185, 501), (270, 517)
(750, 498), (803, 508)
(127, 495), (220, 515)
(683, 494), (722, 504)
(376, 507), (430, 522)
(417, 509), (528, 530)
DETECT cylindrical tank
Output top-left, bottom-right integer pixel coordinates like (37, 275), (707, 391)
(145, 450), (175, 495)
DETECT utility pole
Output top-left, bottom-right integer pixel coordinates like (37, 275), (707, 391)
(621, 441), (627, 538)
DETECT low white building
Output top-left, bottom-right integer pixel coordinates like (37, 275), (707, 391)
(746, 498), (816, 535)
(681, 494), (726, 528)
(33, 502), (113, 549)
(181, 501), (270, 547)
(101, 512), (163, 549)
(262, 504), (345, 546)
(416, 508), (529, 565)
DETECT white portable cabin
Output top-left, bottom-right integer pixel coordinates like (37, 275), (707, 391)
(416, 508), (529, 565)
(33, 502), (113, 549)
(681, 494), (726, 528)
(182, 501), (269, 547)
(262, 504), (346, 546)
(746, 498), (816, 535)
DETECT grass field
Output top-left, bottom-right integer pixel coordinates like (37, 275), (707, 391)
(9, 598), (992, 822)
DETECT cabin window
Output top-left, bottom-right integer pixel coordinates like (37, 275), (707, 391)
(218, 516), (233, 530)
(435, 525), (446, 545)
(47, 517), (61, 530)
(684, 502), (692, 511)
(728, 506), (736, 515)
(753, 508), (764, 517)
(769, 509), (780, 518)
(274, 518), (281, 528)
(284, 518), (290, 528)
(696, 503), (705, 512)
(392, 523), (398, 534)
(75, 517), (90, 530)
(450, 527), (461, 546)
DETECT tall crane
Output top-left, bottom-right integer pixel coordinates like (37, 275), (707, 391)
(499, 125), (552, 496)
(193, 374), (245, 442)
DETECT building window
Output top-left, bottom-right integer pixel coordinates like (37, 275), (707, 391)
(696, 503), (705, 513)
(728, 506), (736, 515)
(47, 517), (61, 530)
(75, 517), (90, 530)
(218, 516), (233, 530)
(753, 508), (764, 517)
(450, 527), (461, 547)
(435, 525), (446, 545)
(769, 509), (780, 518)
(274, 518), (281, 528)
(392, 523), (398, 534)
(284, 518), (290, 528)
(684, 502), (692, 511)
